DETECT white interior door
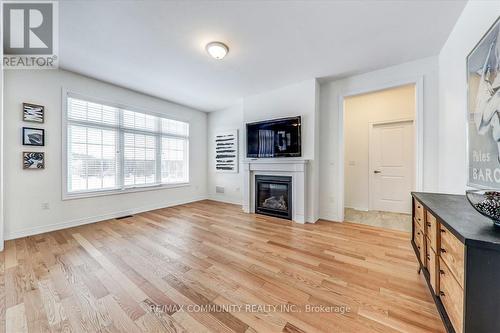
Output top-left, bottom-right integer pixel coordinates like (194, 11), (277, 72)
(369, 120), (414, 213)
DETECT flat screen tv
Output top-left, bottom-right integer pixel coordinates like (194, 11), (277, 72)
(246, 116), (301, 158)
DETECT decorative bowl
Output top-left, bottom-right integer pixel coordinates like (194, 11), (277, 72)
(466, 190), (500, 227)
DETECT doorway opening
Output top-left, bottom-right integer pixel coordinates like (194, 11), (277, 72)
(343, 84), (416, 232)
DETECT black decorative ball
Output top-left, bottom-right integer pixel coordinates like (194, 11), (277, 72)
(466, 190), (500, 227)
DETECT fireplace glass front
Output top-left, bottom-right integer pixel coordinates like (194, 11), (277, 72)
(255, 175), (292, 219)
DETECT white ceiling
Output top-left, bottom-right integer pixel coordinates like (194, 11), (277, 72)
(60, 0), (466, 112)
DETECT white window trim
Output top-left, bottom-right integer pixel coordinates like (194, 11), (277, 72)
(62, 88), (191, 200)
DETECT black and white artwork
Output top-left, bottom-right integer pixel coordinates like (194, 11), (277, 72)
(215, 130), (238, 173)
(23, 103), (44, 123)
(467, 17), (500, 188)
(23, 127), (45, 146)
(23, 152), (45, 169)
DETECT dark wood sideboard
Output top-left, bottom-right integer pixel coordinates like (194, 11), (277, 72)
(411, 192), (500, 333)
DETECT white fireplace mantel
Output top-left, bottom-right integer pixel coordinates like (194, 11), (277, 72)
(242, 159), (309, 223)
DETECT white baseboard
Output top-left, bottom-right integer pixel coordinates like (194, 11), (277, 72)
(319, 210), (343, 222)
(207, 193), (242, 206)
(306, 214), (319, 223)
(4, 195), (207, 240)
(345, 205), (369, 212)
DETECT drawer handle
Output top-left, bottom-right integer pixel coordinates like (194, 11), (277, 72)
(417, 217), (422, 221)
(440, 248), (447, 253)
(439, 269), (445, 275)
(417, 205), (421, 209)
(440, 291), (445, 297)
(440, 228), (446, 233)
(417, 231), (420, 235)
(426, 255), (430, 260)
(427, 222), (431, 227)
(417, 245), (421, 250)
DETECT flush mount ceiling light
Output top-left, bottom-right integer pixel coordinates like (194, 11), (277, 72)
(206, 41), (229, 60)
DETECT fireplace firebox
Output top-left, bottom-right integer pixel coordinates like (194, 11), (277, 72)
(255, 175), (292, 220)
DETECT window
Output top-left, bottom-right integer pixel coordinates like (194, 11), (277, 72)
(65, 94), (189, 197)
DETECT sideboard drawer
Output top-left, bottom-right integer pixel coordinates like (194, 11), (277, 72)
(440, 224), (465, 287)
(426, 211), (438, 251)
(413, 222), (421, 245)
(414, 219), (424, 239)
(439, 258), (464, 333)
(414, 223), (426, 268)
(426, 237), (438, 294)
(414, 199), (424, 226)
(413, 223), (422, 258)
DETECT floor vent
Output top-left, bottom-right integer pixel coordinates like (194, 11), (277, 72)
(115, 215), (133, 220)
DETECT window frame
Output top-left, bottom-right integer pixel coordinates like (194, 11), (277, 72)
(62, 89), (190, 200)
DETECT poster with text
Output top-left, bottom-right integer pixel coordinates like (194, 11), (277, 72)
(468, 18), (500, 189)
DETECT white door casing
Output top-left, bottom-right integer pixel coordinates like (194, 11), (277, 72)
(369, 120), (414, 213)
(336, 77), (423, 223)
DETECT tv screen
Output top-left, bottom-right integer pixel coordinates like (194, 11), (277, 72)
(246, 116), (301, 158)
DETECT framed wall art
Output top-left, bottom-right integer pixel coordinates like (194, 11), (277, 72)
(23, 103), (45, 123)
(23, 127), (45, 146)
(215, 129), (238, 173)
(23, 152), (45, 169)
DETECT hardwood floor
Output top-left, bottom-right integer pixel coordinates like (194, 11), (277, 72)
(0, 200), (445, 333)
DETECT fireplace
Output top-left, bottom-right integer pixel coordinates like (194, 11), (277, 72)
(255, 175), (292, 220)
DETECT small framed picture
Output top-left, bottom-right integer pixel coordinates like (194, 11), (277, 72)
(23, 127), (45, 146)
(23, 152), (45, 169)
(23, 103), (44, 123)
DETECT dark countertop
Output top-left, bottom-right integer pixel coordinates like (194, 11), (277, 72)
(412, 192), (500, 250)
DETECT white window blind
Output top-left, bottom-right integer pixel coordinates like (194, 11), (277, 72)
(161, 137), (188, 183)
(123, 132), (157, 186)
(68, 125), (118, 192)
(66, 95), (189, 196)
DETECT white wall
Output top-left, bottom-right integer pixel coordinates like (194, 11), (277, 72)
(3, 69), (207, 239)
(207, 102), (244, 204)
(207, 1), (499, 217)
(438, 1), (500, 193)
(243, 79), (320, 221)
(319, 56), (439, 221)
(243, 79), (318, 160)
(206, 79), (320, 222)
(344, 84), (415, 211)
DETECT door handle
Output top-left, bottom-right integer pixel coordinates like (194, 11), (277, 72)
(373, 170), (382, 174)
